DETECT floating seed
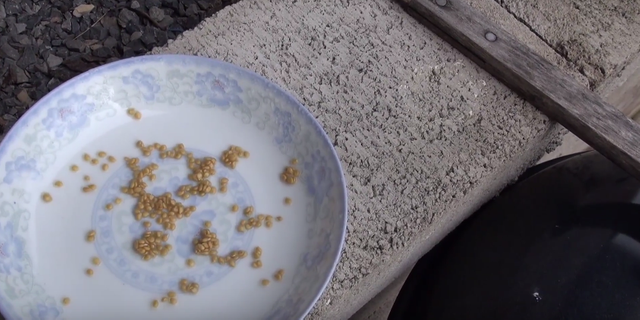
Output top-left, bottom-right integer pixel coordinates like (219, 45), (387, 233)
(86, 268), (94, 276)
(284, 197), (292, 205)
(134, 111), (142, 120)
(192, 229), (219, 256)
(83, 153), (91, 161)
(152, 300), (159, 308)
(167, 291), (176, 298)
(281, 166), (300, 185)
(82, 184), (97, 193)
(97, 151), (107, 158)
(90, 159), (99, 165)
(186, 259), (195, 268)
(143, 221), (151, 229)
(169, 297), (177, 305)
(276, 216), (283, 222)
(291, 158), (299, 165)
(70, 165), (79, 172)
(86, 230), (96, 242)
(127, 108), (136, 115)
(83, 175), (90, 181)
(101, 163), (109, 171)
(91, 257), (101, 266)
(54, 180), (63, 187)
(221, 145), (248, 169)
(107, 156), (116, 163)
(274, 269), (284, 281)
(179, 279), (199, 294)
(105, 203), (113, 211)
(252, 260), (263, 269)
(42, 192), (52, 203)
(114, 197), (122, 204)
(253, 247), (262, 259)
(161, 297), (168, 303)
(62, 297), (70, 306)
(133, 230), (171, 260)
(231, 204), (239, 212)
(261, 279), (270, 286)
(204, 221), (212, 228)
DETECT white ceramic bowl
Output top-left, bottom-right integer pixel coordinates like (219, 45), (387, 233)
(0, 55), (347, 320)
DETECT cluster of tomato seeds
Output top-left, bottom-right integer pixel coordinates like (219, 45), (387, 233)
(47, 142), (300, 308)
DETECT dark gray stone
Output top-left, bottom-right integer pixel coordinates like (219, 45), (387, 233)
(131, 1), (141, 9)
(125, 21), (140, 34)
(149, 6), (164, 22)
(34, 62), (48, 74)
(17, 47), (37, 70)
(130, 31), (142, 41)
(61, 19), (72, 32)
(10, 64), (29, 84)
(140, 28), (157, 47)
(47, 77), (61, 90)
(103, 36), (117, 49)
(145, 0), (162, 8)
(101, 16), (118, 29)
(156, 30), (168, 47)
(15, 34), (31, 46)
(50, 67), (75, 81)
(0, 4), (6, 19)
(71, 19), (80, 34)
(64, 38), (85, 51)
(185, 4), (199, 16)
(15, 23), (26, 34)
(121, 32), (130, 45)
(127, 39), (146, 54)
(51, 39), (62, 46)
(46, 54), (63, 69)
(0, 43), (20, 60)
(158, 16), (174, 28)
(92, 47), (112, 58)
(5, 1), (21, 15)
(117, 8), (139, 28)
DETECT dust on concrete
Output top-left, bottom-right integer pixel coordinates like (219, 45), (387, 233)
(153, 0), (560, 318)
(497, 0), (640, 89)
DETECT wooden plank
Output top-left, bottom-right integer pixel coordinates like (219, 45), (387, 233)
(398, 0), (640, 181)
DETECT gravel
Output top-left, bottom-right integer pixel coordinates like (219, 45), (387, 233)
(0, 0), (241, 136)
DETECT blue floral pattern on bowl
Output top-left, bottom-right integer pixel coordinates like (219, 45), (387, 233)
(41, 93), (95, 138)
(122, 70), (161, 101)
(3, 156), (41, 185)
(29, 301), (61, 320)
(0, 55), (347, 320)
(194, 72), (243, 109)
(0, 222), (25, 275)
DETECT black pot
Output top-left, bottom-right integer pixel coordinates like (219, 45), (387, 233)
(388, 151), (640, 320)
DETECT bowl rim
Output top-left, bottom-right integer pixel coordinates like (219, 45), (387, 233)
(0, 54), (348, 319)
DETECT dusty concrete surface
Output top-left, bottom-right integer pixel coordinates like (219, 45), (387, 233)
(152, 0), (572, 318)
(497, 0), (640, 89)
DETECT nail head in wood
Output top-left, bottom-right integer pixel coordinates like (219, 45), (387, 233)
(484, 31), (497, 42)
(436, 0), (447, 6)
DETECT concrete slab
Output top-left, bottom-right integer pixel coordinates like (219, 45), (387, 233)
(152, 0), (579, 318)
(497, 0), (640, 89)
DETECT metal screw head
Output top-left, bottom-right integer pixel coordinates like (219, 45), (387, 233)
(436, 0), (447, 6)
(485, 31), (497, 42)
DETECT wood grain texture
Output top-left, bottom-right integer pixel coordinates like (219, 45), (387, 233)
(399, 0), (640, 181)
